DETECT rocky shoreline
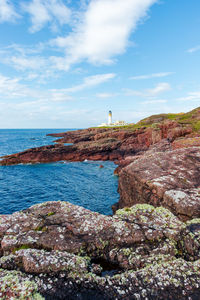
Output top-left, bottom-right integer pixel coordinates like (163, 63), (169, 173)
(0, 201), (200, 299)
(0, 107), (200, 299)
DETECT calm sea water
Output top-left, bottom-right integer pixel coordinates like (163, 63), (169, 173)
(0, 129), (119, 215)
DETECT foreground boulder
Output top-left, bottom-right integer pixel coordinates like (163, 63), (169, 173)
(118, 147), (200, 221)
(0, 201), (200, 299)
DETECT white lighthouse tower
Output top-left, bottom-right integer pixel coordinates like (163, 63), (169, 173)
(108, 110), (112, 125)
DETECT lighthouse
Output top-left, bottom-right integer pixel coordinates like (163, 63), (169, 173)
(108, 110), (112, 125)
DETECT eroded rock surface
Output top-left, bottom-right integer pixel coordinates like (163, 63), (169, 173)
(0, 112), (197, 166)
(118, 147), (200, 221)
(0, 201), (200, 299)
(0, 107), (200, 299)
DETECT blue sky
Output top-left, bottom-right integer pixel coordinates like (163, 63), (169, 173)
(0, 0), (200, 128)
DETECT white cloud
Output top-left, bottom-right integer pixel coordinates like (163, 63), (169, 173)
(64, 73), (116, 93)
(177, 91), (200, 102)
(51, 0), (158, 69)
(0, 0), (19, 23)
(0, 74), (26, 97)
(147, 82), (171, 96)
(10, 56), (47, 71)
(0, 45), (59, 82)
(142, 99), (167, 104)
(96, 93), (117, 99)
(125, 82), (171, 97)
(130, 72), (174, 80)
(0, 0), (158, 74)
(0, 73), (73, 103)
(22, 0), (71, 33)
(187, 45), (200, 54)
(0, 72), (114, 107)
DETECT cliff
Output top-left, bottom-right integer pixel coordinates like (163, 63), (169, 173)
(0, 107), (200, 299)
(0, 107), (199, 166)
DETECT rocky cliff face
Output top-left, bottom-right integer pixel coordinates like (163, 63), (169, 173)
(0, 107), (200, 299)
(0, 201), (200, 299)
(0, 117), (197, 166)
(117, 146), (200, 221)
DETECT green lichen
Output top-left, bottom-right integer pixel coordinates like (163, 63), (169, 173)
(186, 218), (200, 226)
(98, 238), (109, 250)
(0, 269), (44, 300)
(47, 212), (55, 217)
(34, 226), (47, 232)
(116, 204), (155, 216)
(12, 245), (31, 254)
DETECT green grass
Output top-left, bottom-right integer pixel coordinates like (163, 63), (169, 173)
(193, 121), (200, 131)
(91, 107), (200, 133)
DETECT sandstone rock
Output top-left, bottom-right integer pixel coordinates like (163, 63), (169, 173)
(0, 116), (195, 166)
(0, 107), (200, 298)
(118, 147), (200, 221)
(0, 202), (200, 299)
(172, 137), (200, 149)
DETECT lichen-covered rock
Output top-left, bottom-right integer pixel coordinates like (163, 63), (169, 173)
(0, 249), (90, 274)
(1, 257), (200, 299)
(118, 147), (200, 221)
(0, 202), (184, 259)
(0, 269), (44, 299)
(0, 202), (200, 299)
(178, 218), (200, 261)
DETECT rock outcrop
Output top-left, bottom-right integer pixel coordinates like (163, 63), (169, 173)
(1, 107), (199, 166)
(118, 146), (200, 221)
(0, 107), (200, 299)
(0, 201), (200, 299)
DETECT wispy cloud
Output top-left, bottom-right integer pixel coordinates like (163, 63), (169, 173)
(51, 0), (158, 70)
(0, 0), (19, 23)
(148, 82), (171, 96)
(64, 73), (116, 93)
(142, 99), (167, 104)
(177, 91), (200, 102)
(187, 45), (200, 53)
(130, 72), (174, 80)
(0, 44), (59, 82)
(0, 73), (73, 102)
(0, 72), (115, 106)
(96, 93), (117, 99)
(22, 0), (71, 33)
(125, 82), (171, 97)
(10, 56), (47, 71)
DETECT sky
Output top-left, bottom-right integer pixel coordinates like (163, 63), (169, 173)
(0, 0), (200, 128)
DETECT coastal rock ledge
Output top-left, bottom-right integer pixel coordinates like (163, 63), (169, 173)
(0, 201), (200, 299)
(117, 146), (200, 221)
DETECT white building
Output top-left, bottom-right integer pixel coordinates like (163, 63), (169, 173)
(98, 111), (128, 127)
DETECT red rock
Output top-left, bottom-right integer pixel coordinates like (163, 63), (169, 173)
(118, 147), (200, 221)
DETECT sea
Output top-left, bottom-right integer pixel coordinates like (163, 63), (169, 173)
(0, 129), (119, 215)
